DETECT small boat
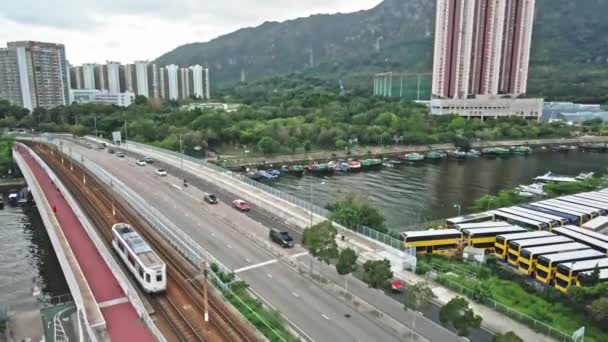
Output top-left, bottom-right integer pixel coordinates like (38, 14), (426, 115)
(308, 163), (330, 173)
(8, 193), (18, 205)
(290, 165), (304, 174)
(534, 171), (577, 183)
(494, 147), (511, 155)
(466, 149), (481, 158)
(551, 145), (570, 152)
(426, 151), (446, 160)
(280, 165), (290, 174)
(347, 160), (362, 171)
(580, 143), (607, 152)
(401, 153), (425, 162)
(448, 150), (467, 159)
(361, 159), (383, 168)
(259, 170), (278, 180)
(511, 146), (532, 154)
(575, 172), (594, 181)
(267, 169), (281, 177)
(248, 171), (263, 180)
(382, 162), (395, 168)
(386, 158), (405, 165)
(516, 183), (547, 197)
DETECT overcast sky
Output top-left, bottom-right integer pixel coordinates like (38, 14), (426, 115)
(1, 0), (381, 65)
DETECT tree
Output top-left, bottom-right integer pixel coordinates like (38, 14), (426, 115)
(589, 297), (608, 325)
(404, 281), (435, 312)
(336, 248), (357, 275)
(287, 137), (299, 152)
(588, 264), (601, 286)
(302, 220), (338, 265)
(493, 331), (523, 342)
(304, 140), (312, 152)
(257, 136), (279, 154)
(404, 281), (436, 340)
(335, 138), (347, 151)
(327, 193), (387, 233)
(362, 259), (393, 288)
(134, 95), (148, 105)
(439, 297), (482, 337)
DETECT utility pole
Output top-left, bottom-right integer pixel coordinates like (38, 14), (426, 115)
(111, 179), (115, 216)
(94, 115), (98, 137)
(124, 120), (128, 151)
(203, 262), (209, 324)
(309, 182), (314, 227)
(179, 135), (184, 178)
(417, 74), (422, 101)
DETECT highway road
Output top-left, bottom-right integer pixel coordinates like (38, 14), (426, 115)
(50, 137), (463, 342)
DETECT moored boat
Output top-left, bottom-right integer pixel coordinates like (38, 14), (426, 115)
(308, 163), (331, 173)
(448, 150), (467, 159)
(551, 145), (570, 152)
(516, 183), (547, 197)
(534, 171), (577, 183)
(511, 146), (532, 154)
(426, 151), (446, 160)
(401, 152), (425, 161)
(347, 160), (362, 171)
(290, 165), (304, 174)
(361, 158), (383, 168)
(575, 172), (594, 181)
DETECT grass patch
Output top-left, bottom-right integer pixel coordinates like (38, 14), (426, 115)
(423, 256), (608, 342)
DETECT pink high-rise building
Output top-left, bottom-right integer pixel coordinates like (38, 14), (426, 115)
(432, 0), (535, 99)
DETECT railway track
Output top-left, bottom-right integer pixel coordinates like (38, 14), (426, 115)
(28, 142), (259, 342)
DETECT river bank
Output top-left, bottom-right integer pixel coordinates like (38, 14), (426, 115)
(220, 136), (608, 168)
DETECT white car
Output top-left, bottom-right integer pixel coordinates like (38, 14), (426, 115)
(136, 160), (147, 166)
(155, 169), (167, 176)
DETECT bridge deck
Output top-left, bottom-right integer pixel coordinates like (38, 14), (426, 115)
(17, 145), (154, 341)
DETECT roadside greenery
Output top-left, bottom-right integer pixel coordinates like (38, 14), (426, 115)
(439, 296), (482, 337)
(335, 248), (358, 275)
(417, 254), (608, 341)
(209, 263), (298, 342)
(493, 331), (523, 342)
(302, 220), (339, 265)
(362, 259), (393, 288)
(327, 194), (387, 233)
(403, 281), (435, 313)
(0, 136), (16, 178)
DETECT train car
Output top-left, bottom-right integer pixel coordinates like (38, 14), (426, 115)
(112, 223), (166, 293)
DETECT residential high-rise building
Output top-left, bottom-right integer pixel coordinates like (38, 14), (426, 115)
(96, 64), (108, 91)
(82, 63), (96, 90)
(159, 67), (169, 99)
(134, 61), (149, 97)
(106, 61), (121, 94)
(432, 0), (535, 99)
(0, 41), (69, 110)
(124, 64), (137, 94)
(147, 63), (159, 98)
(166, 64), (179, 100)
(189, 65), (211, 99)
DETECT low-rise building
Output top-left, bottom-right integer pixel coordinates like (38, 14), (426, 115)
(430, 95), (543, 120)
(69, 89), (134, 107)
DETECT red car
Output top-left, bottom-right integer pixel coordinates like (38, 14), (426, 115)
(232, 199), (251, 212)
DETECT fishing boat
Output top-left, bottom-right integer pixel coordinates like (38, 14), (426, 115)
(385, 158), (405, 165)
(580, 143), (607, 152)
(267, 169), (281, 177)
(575, 172), (594, 181)
(400, 153), (425, 162)
(448, 150), (467, 159)
(426, 151), (446, 160)
(466, 149), (481, 158)
(280, 165), (290, 174)
(290, 165), (304, 174)
(347, 160), (362, 171)
(308, 163), (331, 173)
(551, 145), (570, 152)
(534, 172), (577, 183)
(494, 147), (511, 155)
(516, 183), (547, 197)
(361, 159), (383, 169)
(511, 146), (532, 154)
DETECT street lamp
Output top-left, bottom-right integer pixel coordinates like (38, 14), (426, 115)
(309, 180), (326, 227)
(453, 204), (461, 216)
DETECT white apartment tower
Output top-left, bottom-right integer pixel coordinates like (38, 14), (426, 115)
(106, 61), (121, 94)
(432, 0), (535, 99)
(82, 63), (97, 90)
(134, 61), (149, 97)
(166, 64), (179, 100)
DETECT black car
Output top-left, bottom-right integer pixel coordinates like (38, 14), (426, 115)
(269, 229), (294, 248)
(204, 194), (219, 204)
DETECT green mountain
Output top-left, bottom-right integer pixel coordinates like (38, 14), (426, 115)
(156, 0), (608, 103)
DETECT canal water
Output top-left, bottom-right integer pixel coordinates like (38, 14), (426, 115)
(270, 150), (608, 233)
(0, 198), (69, 307)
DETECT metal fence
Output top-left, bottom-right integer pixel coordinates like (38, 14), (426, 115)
(125, 140), (408, 252)
(82, 156), (292, 342)
(435, 275), (573, 342)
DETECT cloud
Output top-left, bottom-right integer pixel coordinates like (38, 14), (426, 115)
(1, 0), (381, 64)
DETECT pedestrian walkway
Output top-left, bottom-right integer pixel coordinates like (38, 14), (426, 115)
(17, 146), (154, 341)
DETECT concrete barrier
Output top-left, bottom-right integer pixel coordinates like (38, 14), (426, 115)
(13, 147), (105, 342)
(18, 143), (166, 342)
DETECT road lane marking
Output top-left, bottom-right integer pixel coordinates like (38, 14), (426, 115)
(289, 251), (309, 259)
(171, 184), (182, 191)
(267, 273), (273, 279)
(321, 314), (330, 320)
(292, 292), (299, 298)
(245, 258), (251, 263)
(233, 259), (278, 273)
(227, 244), (233, 249)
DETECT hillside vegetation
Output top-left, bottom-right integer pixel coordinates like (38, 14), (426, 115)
(156, 0), (608, 103)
